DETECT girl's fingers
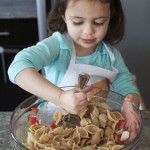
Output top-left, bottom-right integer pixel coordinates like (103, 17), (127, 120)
(122, 104), (141, 143)
(79, 105), (87, 113)
(74, 84), (93, 93)
(124, 124), (135, 143)
(74, 92), (87, 101)
(126, 114), (140, 131)
(60, 108), (68, 115)
(132, 104), (141, 123)
(122, 101), (141, 123)
(129, 109), (141, 124)
(128, 122), (137, 142)
(84, 84), (94, 93)
(124, 115), (140, 143)
(124, 121), (130, 130)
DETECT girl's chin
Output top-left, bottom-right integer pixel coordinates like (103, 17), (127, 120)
(74, 41), (97, 50)
(80, 43), (97, 49)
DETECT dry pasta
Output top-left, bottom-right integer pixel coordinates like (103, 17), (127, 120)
(23, 93), (130, 150)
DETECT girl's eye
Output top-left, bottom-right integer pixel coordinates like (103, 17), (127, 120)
(94, 22), (105, 26)
(72, 22), (83, 25)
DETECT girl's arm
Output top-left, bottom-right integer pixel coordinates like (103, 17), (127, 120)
(15, 67), (63, 106)
(124, 93), (140, 108)
(15, 67), (90, 114)
(111, 47), (141, 142)
(111, 48), (140, 101)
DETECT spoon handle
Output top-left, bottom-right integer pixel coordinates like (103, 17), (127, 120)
(78, 73), (90, 91)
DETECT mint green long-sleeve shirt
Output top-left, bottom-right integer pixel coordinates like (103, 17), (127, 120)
(8, 32), (139, 96)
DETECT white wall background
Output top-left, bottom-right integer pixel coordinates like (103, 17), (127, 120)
(116, 0), (150, 108)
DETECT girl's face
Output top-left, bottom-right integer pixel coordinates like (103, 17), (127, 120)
(63, 0), (111, 56)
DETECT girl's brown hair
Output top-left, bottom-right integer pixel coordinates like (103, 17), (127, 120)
(47, 0), (125, 44)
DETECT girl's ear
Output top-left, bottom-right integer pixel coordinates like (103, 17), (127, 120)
(62, 15), (66, 23)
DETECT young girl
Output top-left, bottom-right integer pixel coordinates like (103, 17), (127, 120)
(8, 0), (140, 142)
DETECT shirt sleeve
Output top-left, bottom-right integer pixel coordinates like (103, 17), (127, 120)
(8, 36), (60, 83)
(111, 47), (139, 96)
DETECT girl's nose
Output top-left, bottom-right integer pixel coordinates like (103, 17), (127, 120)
(83, 24), (94, 35)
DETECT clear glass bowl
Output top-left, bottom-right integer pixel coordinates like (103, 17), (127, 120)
(9, 87), (143, 150)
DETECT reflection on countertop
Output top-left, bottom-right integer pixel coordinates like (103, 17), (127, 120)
(0, 0), (37, 19)
(0, 111), (150, 149)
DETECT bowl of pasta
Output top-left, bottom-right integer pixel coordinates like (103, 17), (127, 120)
(10, 86), (143, 150)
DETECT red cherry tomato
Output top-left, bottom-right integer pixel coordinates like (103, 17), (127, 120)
(29, 116), (38, 125)
(115, 134), (123, 145)
(31, 108), (39, 115)
(116, 120), (125, 129)
(50, 121), (56, 129)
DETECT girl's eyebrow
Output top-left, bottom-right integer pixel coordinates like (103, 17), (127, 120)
(69, 16), (109, 19)
(69, 16), (82, 19)
(94, 16), (109, 20)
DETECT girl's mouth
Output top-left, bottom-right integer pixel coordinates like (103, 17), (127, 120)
(82, 39), (95, 44)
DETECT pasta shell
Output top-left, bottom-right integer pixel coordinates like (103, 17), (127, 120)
(99, 113), (107, 128)
(54, 110), (62, 125)
(35, 126), (49, 139)
(84, 145), (97, 150)
(92, 96), (107, 103)
(72, 133), (81, 145)
(77, 127), (89, 138)
(72, 128), (78, 138)
(113, 111), (124, 121)
(39, 133), (50, 143)
(90, 113), (99, 127)
(27, 132), (34, 146)
(47, 133), (54, 140)
(29, 124), (42, 134)
(111, 144), (124, 150)
(91, 132), (101, 145)
(104, 127), (114, 137)
(35, 142), (46, 149)
(79, 108), (88, 119)
(58, 142), (69, 150)
(66, 140), (74, 149)
(63, 128), (74, 138)
(45, 147), (56, 150)
(72, 143), (80, 150)
(112, 122), (117, 131)
(24, 144), (34, 150)
(53, 135), (64, 141)
(47, 140), (59, 147)
(52, 127), (64, 135)
(80, 118), (91, 127)
(31, 133), (40, 142)
(80, 138), (88, 147)
(85, 104), (95, 116)
(85, 138), (92, 146)
(98, 147), (109, 150)
(100, 128), (105, 137)
(107, 120), (113, 128)
(96, 102), (111, 110)
(107, 110), (116, 122)
(85, 124), (101, 134)
(106, 140), (115, 148)
(92, 106), (99, 117)
(107, 135), (115, 143)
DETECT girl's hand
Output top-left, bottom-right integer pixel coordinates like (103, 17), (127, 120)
(59, 85), (93, 114)
(121, 94), (141, 143)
